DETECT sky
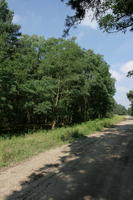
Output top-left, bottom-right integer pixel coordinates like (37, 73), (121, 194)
(7, 0), (133, 108)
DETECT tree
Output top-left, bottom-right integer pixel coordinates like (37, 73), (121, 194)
(127, 90), (133, 116)
(0, 0), (21, 58)
(81, 49), (115, 119)
(61, 0), (133, 35)
(0, 32), (115, 130)
(0, 0), (21, 128)
(127, 107), (132, 115)
(0, 1), (117, 131)
(127, 70), (133, 77)
(114, 102), (127, 115)
(62, 0), (133, 76)
(39, 37), (85, 128)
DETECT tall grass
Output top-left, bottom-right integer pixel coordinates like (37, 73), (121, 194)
(0, 115), (124, 168)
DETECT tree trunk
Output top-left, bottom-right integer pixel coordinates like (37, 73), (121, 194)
(51, 80), (60, 129)
(51, 120), (56, 129)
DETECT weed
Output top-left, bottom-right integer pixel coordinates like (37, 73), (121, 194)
(0, 115), (125, 168)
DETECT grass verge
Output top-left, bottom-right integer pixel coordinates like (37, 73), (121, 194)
(0, 115), (125, 168)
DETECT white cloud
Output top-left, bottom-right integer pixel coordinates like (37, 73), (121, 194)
(13, 14), (21, 24)
(114, 94), (130, 109)
(121, 61), (133, 74)
(114, 85), (130, 108)
(80, 10), (97, 30)
(109, 69), (124, 82)
(117, 86), (129, 93)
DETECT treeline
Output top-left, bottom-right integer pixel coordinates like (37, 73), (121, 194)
(113, 103), (128, 116)
(0, 0), (116, 130)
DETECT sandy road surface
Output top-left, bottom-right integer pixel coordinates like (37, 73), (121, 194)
(0, 117), (133, 200)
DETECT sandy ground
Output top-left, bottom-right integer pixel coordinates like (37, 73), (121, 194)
(0, 117), (133, 200)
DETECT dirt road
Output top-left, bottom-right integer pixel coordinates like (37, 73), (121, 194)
(0, 117), (133, 200)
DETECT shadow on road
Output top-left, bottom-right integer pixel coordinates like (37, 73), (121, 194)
(6, 122), (133, 200)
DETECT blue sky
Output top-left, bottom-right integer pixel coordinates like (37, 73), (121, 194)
(7, 0), (133, 108)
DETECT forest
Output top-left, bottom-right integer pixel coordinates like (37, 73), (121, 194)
(1, 1), (133, 199)
(0, 0), (130, 132)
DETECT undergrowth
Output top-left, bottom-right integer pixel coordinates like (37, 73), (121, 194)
(0, 115), (125, 168)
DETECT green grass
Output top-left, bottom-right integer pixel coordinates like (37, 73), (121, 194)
(0, 115), (125, 168)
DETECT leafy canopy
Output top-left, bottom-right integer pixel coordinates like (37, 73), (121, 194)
(0, 0), (116, 131)
(61, 0), (133, 76)
(61, 0), (133, 35)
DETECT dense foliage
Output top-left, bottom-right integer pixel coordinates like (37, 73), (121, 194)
(113, 103), (127, 115)
(127, 90), (133, 116)
(0, 0), (116, 130)
(61, 0), (133, 35)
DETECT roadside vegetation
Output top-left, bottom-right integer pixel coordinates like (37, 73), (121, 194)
(0, 115), (124, 168)
(0, 1), (116, 131)
(113, 103), (128, 116)
(0, 1), (128, 169)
